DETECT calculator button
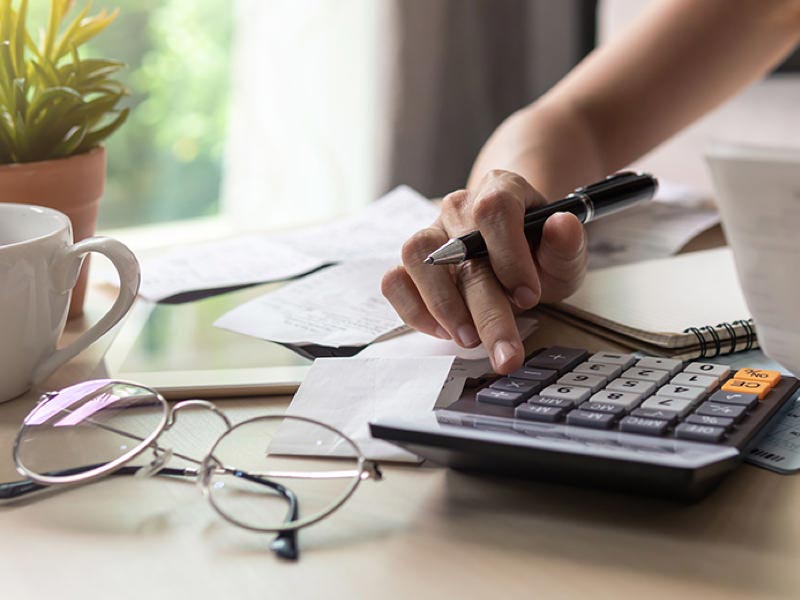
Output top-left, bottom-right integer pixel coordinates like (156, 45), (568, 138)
(579, 401), (626, 416)
(621, 367), (669, 386)
(509, 366), (558, 385)
(685, 414), (735, 429)
(490, 378), (541, 397)
(635, 357), (683, 376)
(574, 361), (622, 379)
(721, 378), (770, 400)
(619, 416), (670, 436)
(539, 384), (592, 404)
(589, 390), (642, 410)
(476, 388), (526, 407)
(655, 384), (706, 403)
(515, 403), (565, 423)
(694, 402), (747, 422)
(606, 378), (656, 397)
(526, 347), (589, 375)
(588, 352), (637, 368)
(566, 409), (616, 429)
(708, 389), (758, 410)
(674, 423), (726, 443)
(670, 372), (718, 392)
(734, 368), (781, 388)
(557, 372), (607, 393)
(630, 408), (678, 424)
(528, 395), (575, 410)
(639, 396), (695, 417)
(683, 362), (731, 381)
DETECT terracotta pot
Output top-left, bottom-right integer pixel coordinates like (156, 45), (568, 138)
(0, 146), (105, 319)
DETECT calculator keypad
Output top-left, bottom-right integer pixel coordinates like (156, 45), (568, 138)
(454, 346), (791, 446)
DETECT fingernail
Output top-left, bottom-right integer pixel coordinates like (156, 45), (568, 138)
(434, 326), (451, 340)
(513, 286), (538, 309)
(493, 340), (518, 371)
(457, 324), (480, 347)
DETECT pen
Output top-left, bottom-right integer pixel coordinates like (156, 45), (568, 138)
(424, 171), (659, 265)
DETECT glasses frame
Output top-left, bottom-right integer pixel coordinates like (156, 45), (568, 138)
(9, 379), (380, 540)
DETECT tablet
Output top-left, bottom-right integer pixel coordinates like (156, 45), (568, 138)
(101, 282), (312, 399)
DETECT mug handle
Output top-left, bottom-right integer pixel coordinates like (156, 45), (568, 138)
(32, 236), (141, 384)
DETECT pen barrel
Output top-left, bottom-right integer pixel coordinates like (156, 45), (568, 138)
(585, 172), (658, 220)
(462, 196), (587, 260)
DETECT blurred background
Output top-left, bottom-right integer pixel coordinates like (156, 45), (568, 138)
(28, 0), (800, 232)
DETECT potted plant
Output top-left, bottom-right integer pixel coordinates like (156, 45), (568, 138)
(0, 0), (129, 317)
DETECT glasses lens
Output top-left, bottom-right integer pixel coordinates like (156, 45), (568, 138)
(203, 416), (363, 531)
(15, 380), (167, 483)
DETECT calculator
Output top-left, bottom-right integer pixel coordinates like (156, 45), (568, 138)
(369, 346), (800, 499)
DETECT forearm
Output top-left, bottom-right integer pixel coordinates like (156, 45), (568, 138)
(470, 0), (800, 200)
(468, 99), (608, 200)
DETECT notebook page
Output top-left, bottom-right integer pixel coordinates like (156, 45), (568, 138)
(707, 143), (800, 376)
(555, 247), (751, 347)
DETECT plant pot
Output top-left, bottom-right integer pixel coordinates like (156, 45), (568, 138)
(0, 146), (106, 319)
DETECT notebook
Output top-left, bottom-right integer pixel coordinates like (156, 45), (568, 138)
(543, 246), (756, 360)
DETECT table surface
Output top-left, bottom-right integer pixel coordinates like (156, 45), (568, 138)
(3, 264), (800, 600)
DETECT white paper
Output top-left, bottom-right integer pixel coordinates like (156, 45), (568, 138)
(273, 356), (458, 462)
(586, 179), (720, 270)
(214, 257), (404, 347)
(270, 185), (440, 262)
(134, 235), (326, 301)
(131, 186), (438, 301)
(707, 143), (800, 376)
(359, 316), (539, 379)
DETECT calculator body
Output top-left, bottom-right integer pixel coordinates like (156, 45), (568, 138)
(370, 347), (800, 499)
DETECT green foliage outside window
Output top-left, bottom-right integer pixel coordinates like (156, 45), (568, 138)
(27, 0), (233, 228)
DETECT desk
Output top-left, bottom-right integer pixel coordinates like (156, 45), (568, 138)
(2, 278), (800, 600)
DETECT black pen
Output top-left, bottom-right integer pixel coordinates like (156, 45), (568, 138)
(424, 171), (658, 265)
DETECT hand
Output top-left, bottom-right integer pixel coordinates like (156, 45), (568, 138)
(381, 169), (588, 374)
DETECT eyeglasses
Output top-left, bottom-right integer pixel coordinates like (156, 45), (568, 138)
(0, 379), (381, 560)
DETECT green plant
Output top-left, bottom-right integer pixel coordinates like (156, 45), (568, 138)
(0, 0), (128, 164)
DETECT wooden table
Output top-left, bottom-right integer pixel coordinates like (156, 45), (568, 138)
(2, 278), (799, 600)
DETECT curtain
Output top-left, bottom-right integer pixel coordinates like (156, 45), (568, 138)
(220, 0), (595, 231)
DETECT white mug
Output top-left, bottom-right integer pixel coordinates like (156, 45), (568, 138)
(0, 203), (140, 403)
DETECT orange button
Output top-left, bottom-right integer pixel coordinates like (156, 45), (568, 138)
(734, 368), (781, 388)
(722, 378), (771, 400)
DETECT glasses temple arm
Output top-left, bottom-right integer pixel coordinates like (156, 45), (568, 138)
(0, 464), (198, 501)
(230, 469), (300, 560)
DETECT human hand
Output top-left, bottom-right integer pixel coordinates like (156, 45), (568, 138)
(381, 169), (588, 374)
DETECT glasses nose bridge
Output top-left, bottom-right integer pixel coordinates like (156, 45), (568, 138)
(164, 399), (233, 432)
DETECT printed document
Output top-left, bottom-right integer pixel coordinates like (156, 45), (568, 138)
(214, 257), (404, 347)
(131, 186), (438, 300)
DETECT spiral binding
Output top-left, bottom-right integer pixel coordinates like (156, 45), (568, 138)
(682, 319), (757, 358)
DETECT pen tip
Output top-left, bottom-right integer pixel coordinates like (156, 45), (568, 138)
(423, 256), (434, 265)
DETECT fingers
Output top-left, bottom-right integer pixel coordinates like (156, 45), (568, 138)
(456, 260), (524, 373)
(397, 226), (480, 348)
(381, 266), (450, 340)
(382, 169), (586, 375)
(536, 212), (588, 303)
(465, 170), (546, 310)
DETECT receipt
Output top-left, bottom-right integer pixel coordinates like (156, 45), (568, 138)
(272, 356), (458, 462)
(130, 186), (438, 301)
(214, 257), (404, 347)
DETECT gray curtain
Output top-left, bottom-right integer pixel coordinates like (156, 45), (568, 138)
(381, 0), (596, 198)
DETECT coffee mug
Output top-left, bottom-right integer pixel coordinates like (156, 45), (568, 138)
(0, 203), (140, 403)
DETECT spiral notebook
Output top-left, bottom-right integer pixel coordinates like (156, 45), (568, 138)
(544, 246), (757, 360)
